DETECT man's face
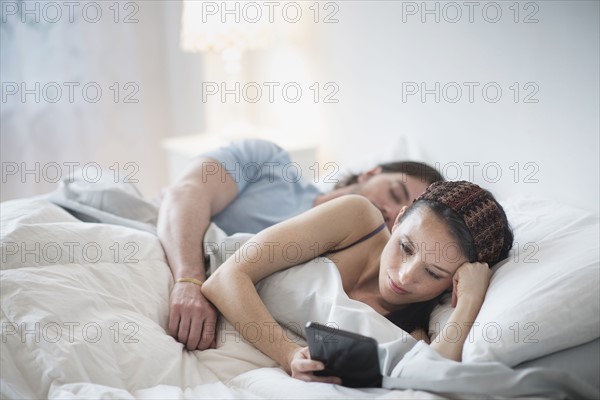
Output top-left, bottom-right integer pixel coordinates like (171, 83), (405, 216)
(354, 170), (430, 230)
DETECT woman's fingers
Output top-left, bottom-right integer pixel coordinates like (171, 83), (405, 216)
(293, 358), (325, 373)
(292, 360), (342, 385)
(452, 277), (458, 307)
(289, 347), (342, 385)
(452, 261), (492, 306)
(295, 372), (343, 385)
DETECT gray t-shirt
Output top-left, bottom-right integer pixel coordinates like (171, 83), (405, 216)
(202, 139), (322, 235)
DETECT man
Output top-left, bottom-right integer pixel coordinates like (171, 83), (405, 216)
(157, 139), (443, 350)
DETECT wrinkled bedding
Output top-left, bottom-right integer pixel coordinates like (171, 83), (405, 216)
(0, 197), (436, 399)
(1, 195), (598, 399)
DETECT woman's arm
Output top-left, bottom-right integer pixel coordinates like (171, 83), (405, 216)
(202, 195), (384, 373)
(429, 262), (492, 361)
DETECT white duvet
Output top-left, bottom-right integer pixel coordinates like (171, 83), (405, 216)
(2, 195), (598, 399)
(0, 197), (436, 399)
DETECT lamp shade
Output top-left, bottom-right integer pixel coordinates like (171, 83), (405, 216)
(180, 0), (271, 53)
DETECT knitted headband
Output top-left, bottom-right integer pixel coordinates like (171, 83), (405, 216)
(415, 181), (506, 265)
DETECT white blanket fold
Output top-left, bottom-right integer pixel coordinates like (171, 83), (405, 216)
(1, 176), (596, 399)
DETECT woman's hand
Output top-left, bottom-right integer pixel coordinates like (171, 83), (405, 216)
(451, 261), (492, 308)
(432, 262), (492, 361)
(289, 347), (343, 385)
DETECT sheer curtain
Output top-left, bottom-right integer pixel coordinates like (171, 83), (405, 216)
(1, 2), (204, 201)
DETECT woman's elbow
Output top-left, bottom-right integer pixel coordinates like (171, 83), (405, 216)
(201, 271), (225, 303)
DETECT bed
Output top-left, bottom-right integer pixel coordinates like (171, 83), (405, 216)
(1, 182), (599, 399)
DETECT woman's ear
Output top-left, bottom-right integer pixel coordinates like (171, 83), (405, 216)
(391, 205), (408, 232)
(357, 166), (383, 183)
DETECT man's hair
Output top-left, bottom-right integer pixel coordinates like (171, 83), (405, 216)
(334, 161), (445, 189)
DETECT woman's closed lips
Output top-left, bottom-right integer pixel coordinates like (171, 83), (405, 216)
(387, 274), (410, 295)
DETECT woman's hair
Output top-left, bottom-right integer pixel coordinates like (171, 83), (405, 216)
(385, 181), (514, 334)
(334, 161), (444, 189)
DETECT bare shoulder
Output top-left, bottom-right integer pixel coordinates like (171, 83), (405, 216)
(267, 194), (385, 257)
(311, 195), (386, 250)
(323, 195), (384, 226)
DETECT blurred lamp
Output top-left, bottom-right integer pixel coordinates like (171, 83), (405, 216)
(180, 0), (270, 74)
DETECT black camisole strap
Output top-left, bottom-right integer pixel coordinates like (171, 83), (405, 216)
(326, 223), (386, 254)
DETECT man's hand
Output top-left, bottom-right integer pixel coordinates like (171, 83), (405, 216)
(168, 282), (217, 350)
(157, 158), (238, 350)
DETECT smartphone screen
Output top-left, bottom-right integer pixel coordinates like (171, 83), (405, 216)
(305, 321), (382, 388)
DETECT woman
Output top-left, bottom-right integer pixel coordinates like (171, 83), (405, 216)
(201, 181), (513, 384)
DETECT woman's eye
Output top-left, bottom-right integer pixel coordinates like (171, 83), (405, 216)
(400, 242), (413, 255)
(426, 268), (442, 280)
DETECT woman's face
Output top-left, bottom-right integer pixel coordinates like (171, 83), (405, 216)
(379, 205), (468, 308)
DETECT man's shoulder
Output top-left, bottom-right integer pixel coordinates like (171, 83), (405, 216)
(235, 139), (288, 160)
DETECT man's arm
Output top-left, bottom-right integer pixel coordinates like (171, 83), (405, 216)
(157, 157), (238, 350)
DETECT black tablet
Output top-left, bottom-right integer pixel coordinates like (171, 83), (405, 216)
(305, 321), (382, 388)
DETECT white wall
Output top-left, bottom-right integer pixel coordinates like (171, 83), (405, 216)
(1, 2), (215, 201)
(305, 1), (599, 212)
(1, 3), (176, 200)
(3, 1), (598, 213)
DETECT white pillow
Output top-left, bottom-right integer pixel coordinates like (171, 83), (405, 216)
(430, 195), (599, 366)
(312, 135), (419, 193)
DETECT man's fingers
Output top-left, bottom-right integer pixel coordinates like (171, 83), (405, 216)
(186, 319), (203, 350)
(168, 285), (217, 349)
(198, 320), (216, 350)
(167, 308), (181, 338)
(177, 316), (191, 345)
